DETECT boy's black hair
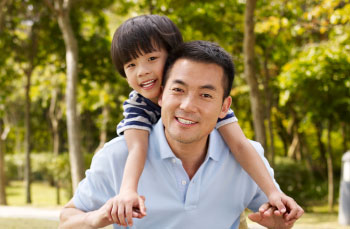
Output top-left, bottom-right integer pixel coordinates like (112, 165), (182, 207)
(163, 41), (235, 98)
(111, 15), (183, 77)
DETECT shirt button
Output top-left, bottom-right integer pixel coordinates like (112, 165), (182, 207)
(182, 180), (187, 185)
(172, 158), (176, 164)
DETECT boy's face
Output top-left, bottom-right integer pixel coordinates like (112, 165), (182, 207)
(123, 47), (168, 103)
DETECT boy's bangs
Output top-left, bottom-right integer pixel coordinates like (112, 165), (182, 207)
(118, 35), (163, 64)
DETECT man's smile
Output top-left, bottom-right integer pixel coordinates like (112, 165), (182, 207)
(175, 117), (198, 126)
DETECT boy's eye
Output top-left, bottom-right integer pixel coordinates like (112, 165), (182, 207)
(148, 56), (157, 61)
(126, 63), (135, 68)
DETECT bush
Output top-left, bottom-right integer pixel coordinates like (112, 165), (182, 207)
(5, 152), (94, 193)
(274, 157), (331, 208)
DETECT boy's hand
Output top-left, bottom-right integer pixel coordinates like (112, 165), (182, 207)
(261, 192), (304, 222)
(108, 191), (147, 227)
(249, 203), (297, 229)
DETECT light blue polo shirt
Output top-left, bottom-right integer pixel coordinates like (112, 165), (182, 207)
(73, 119), (276, 229)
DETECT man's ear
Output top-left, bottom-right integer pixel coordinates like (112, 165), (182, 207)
(219, 96), (232, 119)
(158, 86), (164, 107)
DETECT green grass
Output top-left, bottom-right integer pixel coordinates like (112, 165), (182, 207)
(6, 180), (70, 207)
(0, 218), (58, 229)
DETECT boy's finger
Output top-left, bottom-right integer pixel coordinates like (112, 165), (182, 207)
(117, 204), (126, 226)
(258, 202), (270, 213)
(111, 203), (118, 223)
(263, 206), (274, 217)
(139, 196), (147, 216)
(125, 204), (133, 226)
(274, 200), (286, 214)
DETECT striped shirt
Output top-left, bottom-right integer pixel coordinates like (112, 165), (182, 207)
(117, 90), (238, 135)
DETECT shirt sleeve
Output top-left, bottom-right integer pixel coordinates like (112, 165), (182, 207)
(72, 141), (126, 212)
(215, 108), (238, 129)
(117, 91), (161, 135)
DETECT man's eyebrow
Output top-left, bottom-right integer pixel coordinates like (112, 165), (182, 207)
(200, 85), (216, 91)
(171, 79), (186, 86)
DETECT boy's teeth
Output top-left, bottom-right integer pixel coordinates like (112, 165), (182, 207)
(178, 118), (195, 124)
(142, 80), (155, 87)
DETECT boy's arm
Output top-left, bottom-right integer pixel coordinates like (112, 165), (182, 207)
(219, 122), (286, 212)
(117, 129), (148, 226)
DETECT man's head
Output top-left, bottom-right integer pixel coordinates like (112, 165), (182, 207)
(159, 41), (234, 145)
(162, 40), (235, 99)
(111, 15), (183, 78)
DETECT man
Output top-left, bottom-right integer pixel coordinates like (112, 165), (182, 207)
(59, 41), (301, 229)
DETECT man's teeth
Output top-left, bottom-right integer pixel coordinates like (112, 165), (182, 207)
(178, 118), (195, 124)
(141, 80), (155, 87)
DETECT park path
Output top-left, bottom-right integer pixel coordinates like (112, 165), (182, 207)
(0, 206), (60, 221)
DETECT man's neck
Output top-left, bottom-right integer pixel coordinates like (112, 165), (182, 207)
(166, 135), (209, 180)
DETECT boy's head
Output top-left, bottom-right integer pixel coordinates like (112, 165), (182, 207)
(111, 15), (183, 77)
(163, 41), (235, 99)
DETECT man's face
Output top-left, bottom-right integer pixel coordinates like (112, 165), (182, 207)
(159, 58), (231, 145)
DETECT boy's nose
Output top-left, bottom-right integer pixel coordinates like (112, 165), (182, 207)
(137, 66), (151, 77)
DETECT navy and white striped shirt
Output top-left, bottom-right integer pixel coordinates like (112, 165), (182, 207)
(117, 90), (238, 135)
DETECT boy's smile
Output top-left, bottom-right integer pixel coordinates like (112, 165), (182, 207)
(124, 48), (168, 104)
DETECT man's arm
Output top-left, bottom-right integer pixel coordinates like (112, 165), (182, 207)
(59, 199), (113, 229)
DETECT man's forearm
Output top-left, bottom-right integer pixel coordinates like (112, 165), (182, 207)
(59, 199), (113, 229)
(59, 207), (97, 229)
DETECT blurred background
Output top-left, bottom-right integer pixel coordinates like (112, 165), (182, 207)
(0, 0), (349, 228)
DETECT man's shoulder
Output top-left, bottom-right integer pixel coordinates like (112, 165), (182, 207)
(94, 136), (129, 162)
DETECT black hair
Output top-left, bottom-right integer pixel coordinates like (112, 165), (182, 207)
(111, 15), (183, 77)
(163, 41), (235, 98)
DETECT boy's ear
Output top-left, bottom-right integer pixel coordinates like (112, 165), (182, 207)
(158, 86), (164, 107)
(219, 96), (232, 119)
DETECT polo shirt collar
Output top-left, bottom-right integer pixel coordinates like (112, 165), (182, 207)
(154, 119), (224, 162)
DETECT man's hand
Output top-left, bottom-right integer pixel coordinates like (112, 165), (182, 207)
(263, 191), (304, 221)
(109, 191), (147, 227)
(249, 203), (297, 229)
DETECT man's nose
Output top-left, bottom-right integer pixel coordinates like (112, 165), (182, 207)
(179, 94), (197, 112)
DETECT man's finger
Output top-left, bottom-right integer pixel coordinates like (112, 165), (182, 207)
(248, 212), (262, 222)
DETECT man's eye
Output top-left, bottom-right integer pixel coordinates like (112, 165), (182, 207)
(172, 88), (183, 92)
(202, 93), (213, 98)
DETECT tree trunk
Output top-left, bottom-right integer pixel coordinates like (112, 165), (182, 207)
(94, 104), (109, 154)
(243, 0), (266, 150)
(0, 0), (9, 31)
(327, 120), (334, 213)
(262, 49), (275, 165)
(55, 0), (85, 191)
(24, 68), (32, 204)
(0, 119), (7, 205)
(49, 87), (61, 156)
(315, 121), (328, 178)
